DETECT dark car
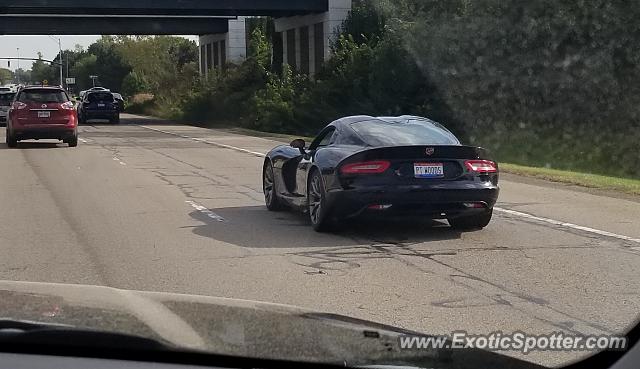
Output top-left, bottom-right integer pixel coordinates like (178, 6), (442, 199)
(6, 86), (78, 148)
(263, 115), (499, 232)
(77, 91), (120, 124)
(112, 92), (125, 113)
(0, 91), (16, 125)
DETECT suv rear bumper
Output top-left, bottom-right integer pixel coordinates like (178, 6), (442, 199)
(13, 127), (77, 140)
(84, 111), (118, 120)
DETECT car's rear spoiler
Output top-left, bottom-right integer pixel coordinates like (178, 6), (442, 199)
(340, 145), (494, 165)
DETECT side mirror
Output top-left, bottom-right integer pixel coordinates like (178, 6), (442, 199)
(290, 139), (307, 155)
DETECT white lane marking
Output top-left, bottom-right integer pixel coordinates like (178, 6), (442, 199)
(186, 200), (225, 222)
(112, 157), (127, 166)
(495, 207), (640, 244)
(79, 138), (90, 143)
(141, 125), (266, 158)
(140, 123), (640, 244)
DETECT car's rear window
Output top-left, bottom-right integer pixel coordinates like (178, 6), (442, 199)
(88, 92), (115, 102)
(18, 89), (69, 103)
(0, 93), (15, 105)
(351, 119), (461, 146)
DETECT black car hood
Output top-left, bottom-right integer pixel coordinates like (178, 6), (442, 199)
(0, 281), (542, 368)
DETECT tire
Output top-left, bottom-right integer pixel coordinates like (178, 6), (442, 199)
(112, 115), (120, 124)
(307, 169), (335, 232)
(67, 132), (78, 147)
(263, 161), (284, 211)
(448, 208), (493, 230)
(78, 113), (85, 125)
(6, 128), (17, 148)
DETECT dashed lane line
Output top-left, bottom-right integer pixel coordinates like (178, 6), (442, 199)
(186, 201), (225, 222)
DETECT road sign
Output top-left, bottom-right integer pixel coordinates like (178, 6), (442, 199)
(66, 77), (76, 85)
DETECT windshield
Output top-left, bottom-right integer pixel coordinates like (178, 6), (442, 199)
(18, 89), (69, 103)
(351, 119), (461, 146)
(87, 92), (114, 102)
(0, 1), (638, 369)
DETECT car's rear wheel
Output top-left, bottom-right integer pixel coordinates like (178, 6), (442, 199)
(263, 161), (284, 211)
(308, 170), (335, 232)
(6, 128), (17, 148)
(448, 208), (493, 230)
(66, 134), (78, 148)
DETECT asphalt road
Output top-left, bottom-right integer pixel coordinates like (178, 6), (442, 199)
(1, 114), (639, 367)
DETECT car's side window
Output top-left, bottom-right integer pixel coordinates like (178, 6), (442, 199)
(310, 128), (336, 150)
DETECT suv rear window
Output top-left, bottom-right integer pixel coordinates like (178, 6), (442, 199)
(351, 118), (461, 147)
(87, 92), (114, 103)
(18, 89), (69, 103)
(0, 93), (15, 106)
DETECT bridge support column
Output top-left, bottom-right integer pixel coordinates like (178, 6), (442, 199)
(199, 17), (247, 77)
(275, 0), (352, 76)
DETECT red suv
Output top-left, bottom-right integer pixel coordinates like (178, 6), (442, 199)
(6, 86), (78, 148)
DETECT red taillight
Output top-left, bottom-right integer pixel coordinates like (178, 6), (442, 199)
(465, 160), (498, 173)
(61, 101), (74, 110)
(14, 102), (27, 110)
(341, 161), (391, 174)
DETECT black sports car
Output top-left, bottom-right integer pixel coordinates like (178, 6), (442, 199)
(263, 115), (500, 232)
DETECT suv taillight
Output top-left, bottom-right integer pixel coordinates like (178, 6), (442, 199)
(13, 102), (27, 110)
(465, 160), (498, 173)
(61, 101), (74, 110)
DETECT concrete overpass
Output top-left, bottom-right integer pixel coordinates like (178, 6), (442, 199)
(1, 0), (352, 75)
(0, 0), (329, 17)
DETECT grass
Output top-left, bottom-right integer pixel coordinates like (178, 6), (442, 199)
(500, 163), (640, 196)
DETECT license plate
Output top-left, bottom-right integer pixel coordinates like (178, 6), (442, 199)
(38, 111), (51, 118)
(414, 163), (444, 178)
(97, 103), (105, 108)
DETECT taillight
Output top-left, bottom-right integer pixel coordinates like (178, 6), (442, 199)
(465, 160), (498, 173)
(341, 161), (391, 174)
(13, 102), (27, 110)
(61, 101), (74, 110)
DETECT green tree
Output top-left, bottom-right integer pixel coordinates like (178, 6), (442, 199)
(0, 68), (12, 85)
(70, 54), (98, 90)
(121, 71), (148, 98)
(30, 53), (57, 85)
(14, 68), (31, 84)
(86, 37), (131, 90)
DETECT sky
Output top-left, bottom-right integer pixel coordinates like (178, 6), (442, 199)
(0, 35), (199, 71)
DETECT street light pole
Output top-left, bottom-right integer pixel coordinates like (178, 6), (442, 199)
(48, 36), (64, 88)
(58, 38), (63, 88)
(16, 48), (20, 83)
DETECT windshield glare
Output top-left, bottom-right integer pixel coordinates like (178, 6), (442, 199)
(351, 119), (461, 146)
(1, 1), (638, 368)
